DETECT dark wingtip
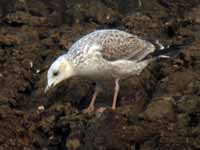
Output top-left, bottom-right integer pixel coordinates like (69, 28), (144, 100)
(151, 36), (195, 59)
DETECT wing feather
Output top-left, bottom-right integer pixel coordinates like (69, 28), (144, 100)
(99, 31), (155, 61)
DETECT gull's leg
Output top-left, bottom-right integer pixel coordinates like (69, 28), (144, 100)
(83, 85), (101, 113)
(112, 78), (120, 110)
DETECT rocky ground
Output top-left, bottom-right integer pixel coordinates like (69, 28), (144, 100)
(0, 0), (200, 150)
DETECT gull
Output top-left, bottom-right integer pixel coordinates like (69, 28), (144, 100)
(45, 29), (181, 113)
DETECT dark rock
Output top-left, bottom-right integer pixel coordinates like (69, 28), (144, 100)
(143, 97), (176, 120)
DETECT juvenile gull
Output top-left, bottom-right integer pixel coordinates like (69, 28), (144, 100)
(45, 29), (179, 113)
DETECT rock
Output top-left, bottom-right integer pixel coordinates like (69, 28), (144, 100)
(176, 96), (199, 113)
(177, 113), (190, 128)
(188, 5), (200, 24)
(154, 71), (199, 96)
(143, 97), (175, 120)
(66, 138), (80, 150)
(37, 105), (45, 114)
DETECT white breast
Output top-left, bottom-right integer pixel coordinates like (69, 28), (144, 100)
(110, 60), (150, 79)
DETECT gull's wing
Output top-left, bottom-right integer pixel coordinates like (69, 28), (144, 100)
(99, 31), (155, 62)
(65, 29), (156, 63)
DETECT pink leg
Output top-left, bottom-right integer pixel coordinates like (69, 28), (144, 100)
(83, 86), (100, 113)
(112, 78), (120, 110)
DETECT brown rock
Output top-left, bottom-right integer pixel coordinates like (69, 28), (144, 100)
(143, 97), (175, 121)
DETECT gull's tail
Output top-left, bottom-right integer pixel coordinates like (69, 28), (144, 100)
(151, 44), (186, 59)
(142, 39), (193, 61)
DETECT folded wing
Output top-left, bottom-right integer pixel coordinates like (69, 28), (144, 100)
(100, 33), (155, 62)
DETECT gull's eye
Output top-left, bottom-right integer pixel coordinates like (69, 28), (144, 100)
(53, 70), (59, 76)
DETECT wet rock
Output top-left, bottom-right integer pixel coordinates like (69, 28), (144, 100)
(6, 11), (46, 26)
(154, 71), (199, 97)
(176, 113), (190, 128)
(65, 0), (120, 25)
(176, 96), (200, 113)
(81, 111), (128, 150)
(66, 138), (80, 150)
(188, 5), (200, 24)
(0, 0), (16, 19)
(37, 105), (45, 114)
(143, 97), (175, 120)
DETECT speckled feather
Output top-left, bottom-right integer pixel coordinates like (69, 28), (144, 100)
(46, 29), (181, 111)
(65, 29), (155, 65)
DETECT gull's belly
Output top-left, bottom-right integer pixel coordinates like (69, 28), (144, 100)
(77, 58), (115, 80)
(110, 60), (150, 79)
(76, 56), (150, 80)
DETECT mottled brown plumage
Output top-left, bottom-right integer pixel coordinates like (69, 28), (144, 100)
(66, 29), (155, 64)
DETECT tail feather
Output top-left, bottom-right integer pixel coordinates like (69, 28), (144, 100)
(142, 43), (190, 61)
(148, 36), (194, 61)
(151, 44), (186, 58)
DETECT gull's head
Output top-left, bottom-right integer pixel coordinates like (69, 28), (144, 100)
(45, 56), (74, 93)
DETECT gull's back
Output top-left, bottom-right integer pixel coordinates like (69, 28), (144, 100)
(65, 29), (155, 63)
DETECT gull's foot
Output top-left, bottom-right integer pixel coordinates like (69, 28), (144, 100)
(82, 106), (95, 113)
(111, 106), (116, 111)
(82, 107), (107, 113)
(96, 107), (107, 113)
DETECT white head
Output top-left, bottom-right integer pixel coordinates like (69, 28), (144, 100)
(45, 56), (74, 92)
